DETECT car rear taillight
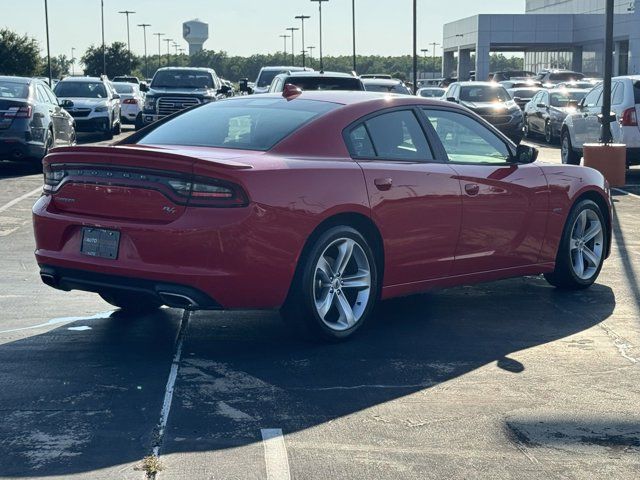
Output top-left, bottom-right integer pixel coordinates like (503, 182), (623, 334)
(168, 178), (248, 207)
(123, 98), (138, 105)
(43, 166), (65, 193)
(620, 107), (638, 127)
(3, 105), (32, 119)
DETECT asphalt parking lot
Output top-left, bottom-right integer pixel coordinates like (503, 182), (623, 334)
(1, 131), (639, 479)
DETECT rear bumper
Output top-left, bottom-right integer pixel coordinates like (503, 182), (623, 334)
(626, 147), (640, 166)
(0, 137), (45, 161)
(74, 117), (111, 133)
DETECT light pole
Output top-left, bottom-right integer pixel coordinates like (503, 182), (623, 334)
(295, 15), (310, 69)
(412, 0), (417, 93)
(429, 42), (440, 76)
(421, 48), (429, 81)
(44, 0), (52, 85)
(118, 11), (135, 74)
(138, 24), (151, 79)
(286, 27), (299, 65)
(279, 34), (290, 57)
(351, 0), (356, 72)
(601, 0), (614, 144)
(455, 34), (463, 80)
(154, 33), (164, 70)
(310, 0), (329, 71)
(71, 47), (76, 76)
(101, 0), (106, 76)
(164, 38), (173, 67)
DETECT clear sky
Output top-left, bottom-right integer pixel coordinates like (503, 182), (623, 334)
(3, 0), (524, 59)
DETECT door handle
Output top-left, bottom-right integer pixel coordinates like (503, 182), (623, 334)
(464, 183), (480, 196)
(374, 177), (393, 191)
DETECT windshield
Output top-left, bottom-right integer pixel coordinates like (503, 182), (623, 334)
(54, 82), (108, 98)
(257, 70), (287, 88)
(364, 83), (411, 94)
(549, 72), (585, 82)
(460, 86), (510, 103)
(113, 83), (135, 94)
(0, 81), (29, 99)
(419, 89), (445, 98)
(550, 91), (588, 107)
(151, 70), (214, 89)
(287, 77), (363, 91)
(137, 98), (338, 151)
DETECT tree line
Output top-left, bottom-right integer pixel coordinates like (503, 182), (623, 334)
(0, 28), (524, 82)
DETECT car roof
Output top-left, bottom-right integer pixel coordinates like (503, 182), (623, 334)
(261, 66), (309, 72)
(418, 87), (445, 91)
(281, 71), (355, 78)
(58, 76), (104, 83)
(361, 78), (403, 85)
(457, 81), (502, 87)
(155, 67), (216, 73)
(241, 90), (451, 107)
(613, 75), (640, 81)
(0, 76), (32, 84)
(548, 88), (591, 93)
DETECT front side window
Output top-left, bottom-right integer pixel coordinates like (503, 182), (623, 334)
(423, 109), (511, 164)
(364, 110), (433, 161)
(583, 87), (602, 108)
(137, 97), (338, 151)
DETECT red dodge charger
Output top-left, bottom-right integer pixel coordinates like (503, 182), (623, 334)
(33, 91), (612, 340)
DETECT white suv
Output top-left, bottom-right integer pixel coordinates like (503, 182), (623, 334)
(561, 76), (640, 165)
(54, 76), (122, 140)
(253, 66), (313, 94)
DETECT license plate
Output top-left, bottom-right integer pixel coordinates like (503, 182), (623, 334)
(81, 228), (120, 259)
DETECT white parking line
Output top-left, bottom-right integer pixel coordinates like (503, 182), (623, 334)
(613, 187), (640, 200)
(0, 311), (114, 335)
(152, 309), (191, 456)
(0, 187), (42, 214)
(261, 429), (292, 480)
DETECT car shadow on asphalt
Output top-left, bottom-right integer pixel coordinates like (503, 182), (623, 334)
(0, 275), (616, 477)
(0, 161), (42, 179)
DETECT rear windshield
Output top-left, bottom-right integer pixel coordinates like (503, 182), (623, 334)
(152, 70), (214, 89)
(257, 70), (286, 88)
(550, 91), (587, 107)
(634, 81), (640, 104)
(137, 98), (338, 151)
(460, 86), (510, 102)
(364, 82), (411, 94)
(287, 77), (363, 91)
(549, 72), (584, 82)
(418, 89), (445, 98)
(54, 82), (108, 98)
(113, 83), (135, 94)
(510, 89), (540, 99)
(0, 80), (29, 99)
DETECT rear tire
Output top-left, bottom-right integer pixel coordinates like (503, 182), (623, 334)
(561, 130), (581, 165)
(544, 121), (555, 144)
(544, 200), (606, 290)
(100, 292), (162, 313)
(281, 226), (379, 342)
(113, 119), (122, 135)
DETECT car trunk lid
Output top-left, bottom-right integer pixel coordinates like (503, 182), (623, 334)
(0, 99), (31, 130)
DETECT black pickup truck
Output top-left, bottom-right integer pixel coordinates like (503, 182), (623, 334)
(141, 67), (231, 127)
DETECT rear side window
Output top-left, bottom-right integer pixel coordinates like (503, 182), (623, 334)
(137, 98), (338, 151)
(348, 125), (376, 157)
(362, 110), (433, 161)
(634, 81), (640, 104)
(612, 83), (624, 105)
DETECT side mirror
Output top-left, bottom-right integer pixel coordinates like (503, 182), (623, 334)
(515, 144), (538, 164)
(536, 103), (547, 109)
(218, 84), (231, 95)
(140, 83), (149, 92)
(446, 96), (458, 103)
(113, 94), (120, 100)
(238, 78), (253, 94)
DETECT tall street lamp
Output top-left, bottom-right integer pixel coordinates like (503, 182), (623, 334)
(429, 42), (440, 75)
(295, 15), (310, 69)
(71, 47), (76, 76)
(101, 0), (106, 76)
(310, 0), (329, 71)
(601, 0), (615, 144)
(421, 48), (429, 80)
(351, 0), (356, 73)
(286, 27), (299, 65)
(138, 24), (151, 79)
(44, 0), (52, 85)
(164, 38), (173, 67)
(279, 34), (290, 57)
(412, 0), (417, 93)
(154, 33), (164, 71)
(118, 10), (135, 74)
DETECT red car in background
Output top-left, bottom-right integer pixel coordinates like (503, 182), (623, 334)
(33, 91), (612, 341)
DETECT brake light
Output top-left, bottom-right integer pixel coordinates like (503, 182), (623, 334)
(3, 106), (32, 119)
(43, 165), (66, 193)
(123, 98), (138, 105)
(620, 107), (638, 127)
(168, 178), (248, 207)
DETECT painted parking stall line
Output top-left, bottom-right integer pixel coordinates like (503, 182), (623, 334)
(261, 428), (292, 480)
(0, 186), (42, 214)
(613, 187), (640, 200)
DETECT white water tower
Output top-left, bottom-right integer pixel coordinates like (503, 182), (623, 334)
(183, 19), (209, 55)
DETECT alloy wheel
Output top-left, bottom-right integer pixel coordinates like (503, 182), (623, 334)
(561, 135), (570, 163)
(313, 238), (371, 332)
(569, 209), (604, 280)
(545, 122), (552, 143)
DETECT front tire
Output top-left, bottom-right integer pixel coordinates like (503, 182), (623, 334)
(281, 226), (379, 341)
(561, 130), (581, 165)
(544, 200), (606, 289)
(100, 292), (162, 313)
(544, 121), (555, 144)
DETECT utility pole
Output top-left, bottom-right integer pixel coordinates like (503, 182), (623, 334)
(154, 33), (164, 70)
(71, 47), (76, 76)
(429, 42), (440, 76)
(164, 38), (173, 67)
(138, 24), (151, 79)
(601, 0), (614, 144)
(412, 0), (417, 93)
(44, 0), (52, 86)
(352, 0), (356, 72)
(101, 0), (106, 76)
(286, 27), (299, 65)
(295, 15), (310, 69)
(280, 34), (290, 57)
(118, 10), (135, 73)
(310, 0), (329, 71)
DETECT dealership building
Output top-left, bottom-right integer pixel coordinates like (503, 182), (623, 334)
(443, 0), (640, 81)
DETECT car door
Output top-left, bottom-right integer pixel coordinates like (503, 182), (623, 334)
(421, 107), (549, 275)
(41, 83), (71, 145)
(533, 91), (549, 134)
(345, 108), (463, 288)
(574, 85), (602, 147)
